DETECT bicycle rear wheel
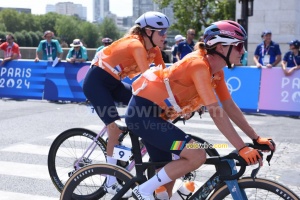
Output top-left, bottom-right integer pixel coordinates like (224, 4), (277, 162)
(48, 128), (107, 192)
(209, 177), (299, 200)
(60, 163), (137, 200)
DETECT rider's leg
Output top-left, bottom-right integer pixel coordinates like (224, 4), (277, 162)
(83, 66), (132, 187)
(125, 96), (206, 197)
(137, 140), (205, 196)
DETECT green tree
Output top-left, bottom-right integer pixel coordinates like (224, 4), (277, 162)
(78, 22), (100, 48)
(0, 31), (7, 40)
(0, 9), (23, 33)
(20, 13), (41, 32)
(14, 32), (25, 46)
(39, 12), (62, 35)
(21, 30), (33, 47)
(55, 16), (80, 45)
(0, 23), (7, 32)
(99, 18), (121, 42)
(154, 0), (235, 35)
(29, 31), (40, 47)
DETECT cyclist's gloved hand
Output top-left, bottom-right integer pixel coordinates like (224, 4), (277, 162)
(253, 137), (276, 151)
(239, 146), (262, 165)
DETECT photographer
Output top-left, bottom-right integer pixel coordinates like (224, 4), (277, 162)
(0, 34), (21, 66)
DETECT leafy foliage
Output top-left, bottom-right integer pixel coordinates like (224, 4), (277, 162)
(154, 0), (235, 36)
(99, 18), (121, 42)
(0, 9), (123, 48)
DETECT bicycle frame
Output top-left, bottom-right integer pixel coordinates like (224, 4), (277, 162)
(112, 129), (257, 200)
(73, 126), (107, 170)
(73, 125), (148, 173)
(190, 158), (247, 200)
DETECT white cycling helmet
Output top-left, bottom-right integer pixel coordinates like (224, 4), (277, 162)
(135, 11), (170, 29)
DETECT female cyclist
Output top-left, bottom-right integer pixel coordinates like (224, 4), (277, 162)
(125, 20), (275, 200)
(83, 11), (170, 197)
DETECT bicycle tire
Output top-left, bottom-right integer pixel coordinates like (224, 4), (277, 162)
(48, 128), (107, 193)
(209, 177), (299, 200)
(60, 163), (137, 200)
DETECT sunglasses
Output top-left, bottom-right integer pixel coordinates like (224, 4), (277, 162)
(146, 28), (168, 36)
(234, 42), (244, 52)
(223, 42), (244, 52)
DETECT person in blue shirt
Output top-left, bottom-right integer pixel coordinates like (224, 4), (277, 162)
(66, 39), (88, 63)
(253, 30), (281, 68)
(92, 37), (113, 61)
(176, 29), (195, 60)
(240, 50), (248, 66)
(171, 34), (184, 63)
(281, 39), (300, 76)
(34, 30), (63, 62)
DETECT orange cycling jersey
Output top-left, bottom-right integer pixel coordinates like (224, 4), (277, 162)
(92, 34), (166, 80)
(132, 49), (231, 120)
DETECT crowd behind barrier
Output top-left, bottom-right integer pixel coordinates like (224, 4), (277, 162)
(0, 60), (299, 115)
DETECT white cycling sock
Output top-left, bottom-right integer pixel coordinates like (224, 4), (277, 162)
(106, 156), (117, 187)
(138, 167), (172, 195)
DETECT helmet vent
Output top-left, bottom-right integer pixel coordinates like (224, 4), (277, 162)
(235, 31), (243, 37)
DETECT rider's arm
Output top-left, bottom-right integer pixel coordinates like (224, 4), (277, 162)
(152, 46), (166, 69)
(206, 102), (246, 151)
(190, 63), (245, 150)
(214, 73), (259, 140)
(221, 98), (259, 140)
(129, 41), (154, 73)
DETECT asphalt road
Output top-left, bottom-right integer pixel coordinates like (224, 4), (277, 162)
(0, 99), (299, 199)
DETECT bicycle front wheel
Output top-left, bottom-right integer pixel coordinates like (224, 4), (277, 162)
(60, 163), (137, 200)
(210, 177), (299, 200)
(48, 128), (107, 192)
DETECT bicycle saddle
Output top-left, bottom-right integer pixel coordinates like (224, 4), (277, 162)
(115, 120), (128, 132)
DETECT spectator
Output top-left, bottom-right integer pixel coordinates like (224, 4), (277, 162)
(93, 37), (113, 61)
(198, 35), (204, 42)
(240, 50), (248, 66)
(171, 34), (184, 63)
(253, 30), (281, 68)
(60, 41), (69, 48)
(66, 39), (88, 63)
(160, 40), (170, 63)
(96, 37), (113, 53)
(0, 33), (21, 66)
(176, 28), (195, 60)
(281, 39), (300, 76)
(35, 30), (63, 62)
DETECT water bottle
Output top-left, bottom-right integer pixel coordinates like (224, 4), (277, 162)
(170, 181), (195, 200)
(155, 185), (169, 200)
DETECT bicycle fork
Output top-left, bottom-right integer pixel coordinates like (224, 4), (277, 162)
(224, 159), (248, 200)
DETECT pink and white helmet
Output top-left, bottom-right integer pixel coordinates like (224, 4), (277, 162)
(204, 20), (247, 47)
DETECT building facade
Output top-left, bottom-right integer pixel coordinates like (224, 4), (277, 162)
(46, 2), (87, 21)
(0, 7), (31, 14)
(236, 0), (300, 65)
(93, 0), (110, 22)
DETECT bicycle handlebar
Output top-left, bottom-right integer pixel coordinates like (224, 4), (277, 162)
(218, 143), (275, 181)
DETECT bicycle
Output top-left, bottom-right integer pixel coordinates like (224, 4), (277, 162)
(60, 120), (300, 200)
(48, 109), (218, 197)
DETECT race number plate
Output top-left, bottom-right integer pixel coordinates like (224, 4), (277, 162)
(113, 145), (132, 161)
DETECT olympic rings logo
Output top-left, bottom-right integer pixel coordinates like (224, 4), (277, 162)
(226, 77), (241, 94)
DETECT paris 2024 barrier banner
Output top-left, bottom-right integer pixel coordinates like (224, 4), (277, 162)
(0, 60), (299, 115)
